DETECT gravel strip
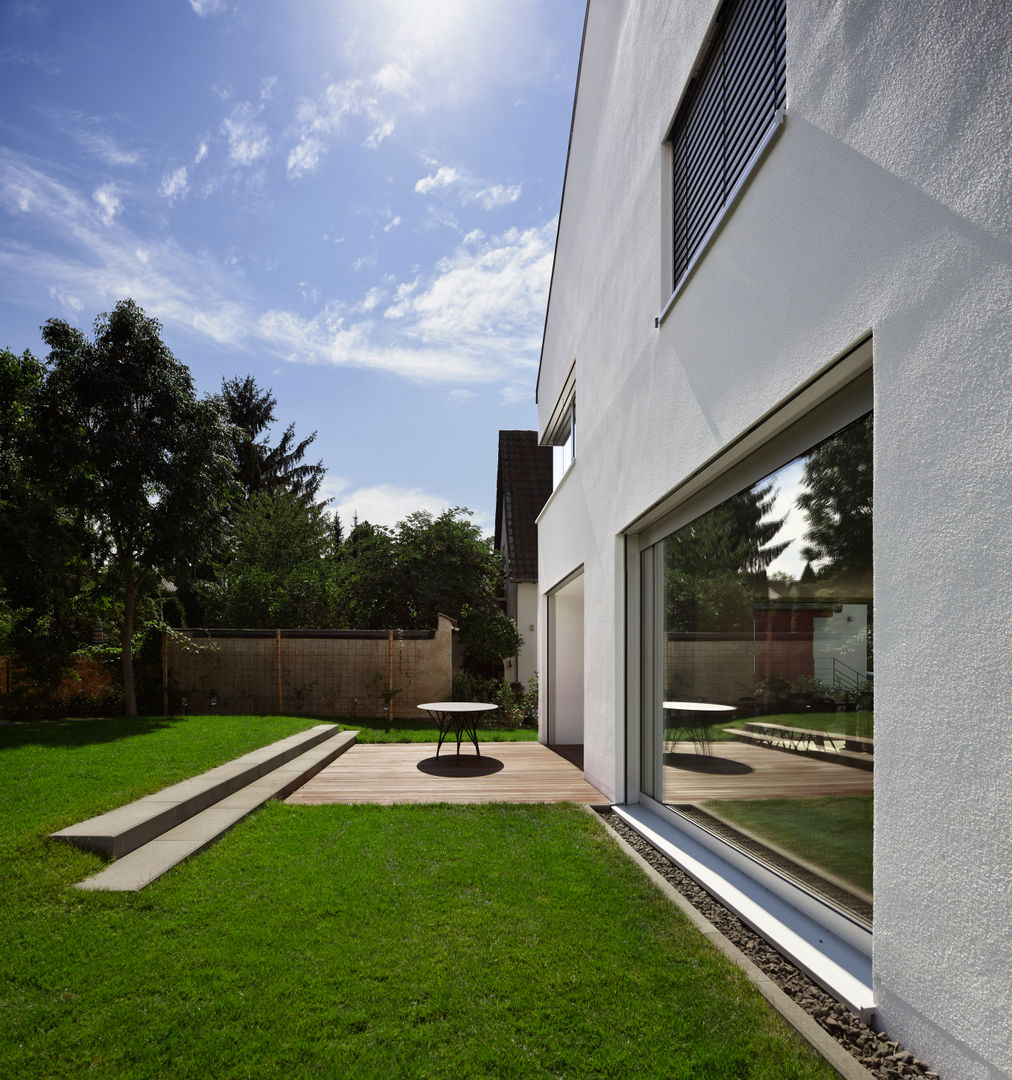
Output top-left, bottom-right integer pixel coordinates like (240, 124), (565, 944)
(596, 809), (938, 1080)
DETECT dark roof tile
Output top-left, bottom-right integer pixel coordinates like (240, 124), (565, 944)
(495, 430), (553, 582)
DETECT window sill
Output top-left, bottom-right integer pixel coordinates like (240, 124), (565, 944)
(657, 108), (787, 329)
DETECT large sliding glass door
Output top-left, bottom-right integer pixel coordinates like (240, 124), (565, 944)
(640, 414), (873, 921)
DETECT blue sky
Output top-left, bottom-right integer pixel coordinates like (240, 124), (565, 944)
(0, 0), (584, 532)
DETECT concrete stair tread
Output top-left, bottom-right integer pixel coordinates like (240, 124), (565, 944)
(52, 723), (343, 858)
(65, 727), (358, 892)
(730, 728), (873, 769)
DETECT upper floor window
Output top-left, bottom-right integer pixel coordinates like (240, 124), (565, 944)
(552, 400), (575, 489)
(671, 0), (786, 289)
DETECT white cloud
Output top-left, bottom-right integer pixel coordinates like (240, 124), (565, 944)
(387, 221), (555, 354)
(333, 483), (457, 531)
(222, 101), (269, 166)
(499, 384), (531, 406)
(0, 152), (251, 347)
(357, 286), (385, 312)
(48, 109), (140, 167)
(190, 0), (228, 16)
(48, 286), (83, 312)
(92, 183), (121, 224)
(0, 149), (554, 398)
(449, 388), (475, 403)
(475, 183), (522, 209)
(463, 228), (485, 245)
(159, 166), (189, 201)
(6, 181), (34, 212)
(260, 75), (279, 101)
(363, 118), (395, 149)
(383, 214), (401, 232)
(415, 162), (521, 211)
(194, 140), (208, 164)
(415, 166), (461, 194)
(371, 62), (416, 98)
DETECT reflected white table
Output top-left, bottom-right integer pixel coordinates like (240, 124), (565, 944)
(662, 700), (737, 756)
(418, 701), (498, 762)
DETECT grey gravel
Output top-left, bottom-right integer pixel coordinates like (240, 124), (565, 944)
(597, 809), (938, 1080)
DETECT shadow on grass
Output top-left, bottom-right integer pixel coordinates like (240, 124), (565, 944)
(0, 715), (187, 751)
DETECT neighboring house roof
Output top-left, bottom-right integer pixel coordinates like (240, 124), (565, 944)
(495, 430), (553, 582)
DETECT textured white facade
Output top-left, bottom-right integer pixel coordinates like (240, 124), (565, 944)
(536, 1), (1012, 1077)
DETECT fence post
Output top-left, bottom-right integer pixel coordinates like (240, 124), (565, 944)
(161, 631), (169, 715)
(388, 629), (394, 722)
(276, 629), (283, 714)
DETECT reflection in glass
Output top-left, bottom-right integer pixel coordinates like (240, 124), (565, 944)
(654, 414), (873, 919)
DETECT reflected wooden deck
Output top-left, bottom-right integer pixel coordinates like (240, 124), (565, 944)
(287, 741), (605, 805)
(663, 740), (873, 801)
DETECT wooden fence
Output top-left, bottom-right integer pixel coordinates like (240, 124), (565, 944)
(163, 614), (459, 719)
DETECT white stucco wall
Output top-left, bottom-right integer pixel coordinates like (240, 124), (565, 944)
(512, 581), (539, 687)
(548, 573), (584, 745)
(536, 1), (1012, 1076)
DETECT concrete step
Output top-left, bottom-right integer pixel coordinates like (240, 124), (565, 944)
(73, 728), (358, 892)
(730, 728), (873, 771)
(744, 721), (874, 752)
(52, 724), (349, 859)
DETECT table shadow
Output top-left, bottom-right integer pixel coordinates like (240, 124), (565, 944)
(416, 755), (505, 777)
(663, 751), (753, 775)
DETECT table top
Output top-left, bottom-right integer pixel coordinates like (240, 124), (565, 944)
(662, 700), (737, 713)
(418, 701), (498, 713)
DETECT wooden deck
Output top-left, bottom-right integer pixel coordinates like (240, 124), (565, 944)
(662, 740), (874, 801)
(286, 741), (606, 805)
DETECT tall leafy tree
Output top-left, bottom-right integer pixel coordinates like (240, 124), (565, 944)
(0, 347), (100, 674)
(40, 299), (237, 715)
(201, 490), (334, 628)
(220, 375), (325, 503)
(331, 509), (521, 673)
(330, 520), (404, 630)
(665, 482), (788, 632)
(796, 414), (873, 586)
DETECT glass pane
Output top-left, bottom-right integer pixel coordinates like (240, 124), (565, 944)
(657, 414), (873, 921)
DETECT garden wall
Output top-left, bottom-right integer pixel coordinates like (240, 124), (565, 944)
(165, 614), (458, 719)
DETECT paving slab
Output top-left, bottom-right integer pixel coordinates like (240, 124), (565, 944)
(71, 727), (358, 891)
(53, 723), (344, 858)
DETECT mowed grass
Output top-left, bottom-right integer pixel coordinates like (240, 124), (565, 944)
(702, 795), (873, 894)
(1, 717), (837, 1079)
(335, 715), (539, 743)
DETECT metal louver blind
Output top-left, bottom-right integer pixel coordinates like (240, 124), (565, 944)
(672, 0), (786, 287)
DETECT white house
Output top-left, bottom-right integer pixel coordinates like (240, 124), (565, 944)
(536, 1), (1011, 1077)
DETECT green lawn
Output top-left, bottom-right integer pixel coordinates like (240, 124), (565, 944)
(0, 715), (837, 1079)
(335, 715), (539, 743)
(702, 795), (873, 894)
(709, 711), (874, 742)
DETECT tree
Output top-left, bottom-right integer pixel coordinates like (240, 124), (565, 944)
(665, 481), (788, 632)
(201, 490), (334, 627)
(330, 520), (404, 630)
(39, 299), (237, 715)
(796, 414), (873, 589)
(0, 347), (101, 675)
(219, 375), (325, 503)
(331, 509), (521, 673)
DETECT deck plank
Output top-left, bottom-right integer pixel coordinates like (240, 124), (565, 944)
(286, 741), (606, 805)
(662, 740), (874, 801)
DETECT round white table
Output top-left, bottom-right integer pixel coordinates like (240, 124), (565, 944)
(418, 701), (498, 762)
(662, 700), (737, 756)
